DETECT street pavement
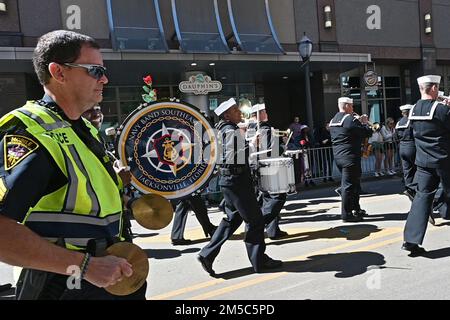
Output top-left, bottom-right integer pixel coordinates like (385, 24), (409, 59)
(2, 176), (450, 300)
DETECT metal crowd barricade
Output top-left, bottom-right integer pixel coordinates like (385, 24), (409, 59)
(300, 141), (401, 181)
(201, 141), (402, 200)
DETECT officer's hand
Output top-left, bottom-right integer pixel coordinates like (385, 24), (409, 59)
(84, 255), (133, 288)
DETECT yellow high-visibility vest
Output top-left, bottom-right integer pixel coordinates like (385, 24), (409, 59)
(0, 101), (124, 250)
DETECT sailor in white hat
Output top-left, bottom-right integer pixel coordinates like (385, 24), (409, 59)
(198, 99), (283, 276)
(399, 104), (413, 112)
(402, 75), (450, 255)
(214, 98), (238, 117)
(416, 75), (441, 86)
(328, 97), (373, 222)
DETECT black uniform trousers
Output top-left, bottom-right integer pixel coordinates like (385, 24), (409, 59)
(399, 142), (417, 194)
(337, 162), (362, 219)
(404, 166), (450, 244)
(171, 194), (215, 240)
(199, 177), (267, 272)
(261, 193), (287, 237)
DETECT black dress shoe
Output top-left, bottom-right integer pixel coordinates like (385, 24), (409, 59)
(255, 255), (283, 272)
(269, 230), (289, 240)
(197, 255), (216, 276)
(355, 209), (368, 217)
(401, 242), (426, 256)
(343, 214), (363, 223)
(171, 238), (193, 246)
(204, 225), (218, 238)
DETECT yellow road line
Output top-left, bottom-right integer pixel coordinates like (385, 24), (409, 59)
(151, 278), (226, 300)
(188, 226), (441, 300)
(148, 227), (401, 300)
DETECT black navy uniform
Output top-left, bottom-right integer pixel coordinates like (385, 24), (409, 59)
(198, 120), (277, 274)
(404, 99), (450, 245)
(171, 194), (216, 241)
(395, 115), (417, 197)
(255, 121), (287, 238)
(0, 95), (145, 300)
(329, 112), (372, 221)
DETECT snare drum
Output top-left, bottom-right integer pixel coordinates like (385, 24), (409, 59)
(258, 157), (296, 194)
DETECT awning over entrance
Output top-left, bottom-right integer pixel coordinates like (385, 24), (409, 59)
(171, 0), (229, 53)
(227, 0), (284, 54)
(106, 0), (168, 52)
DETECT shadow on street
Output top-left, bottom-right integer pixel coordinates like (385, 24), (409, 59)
(216, 251), (386, 280)
(144, 247), (200, 260)
(268, 224), (382, 246)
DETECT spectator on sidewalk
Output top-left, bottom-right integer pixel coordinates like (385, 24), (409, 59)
(368, 123), (384, 177)
(381, 118), (397, 175)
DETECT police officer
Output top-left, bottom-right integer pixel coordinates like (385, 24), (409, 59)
(0, 30), (140, 299)
(197, 98), (282, 276)
(250, 103), (288, 240)
(329, 97), (372, 222)
(403, 75), (450, 255)
(171, 194), (217, 245)
(395, 104), (416, 201)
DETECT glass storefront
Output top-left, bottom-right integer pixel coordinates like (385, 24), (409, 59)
(341, 66), (401, 125)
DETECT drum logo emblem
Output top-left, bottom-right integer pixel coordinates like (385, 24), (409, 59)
(117, 101), (217, 200)
(143, 124), (192, 176)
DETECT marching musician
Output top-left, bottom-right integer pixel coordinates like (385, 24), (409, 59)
(402, 75), (450, 255)
(329, 97), (373, 222)
(197, 98), (282, 276)
(250, 103), (288, 240)
(0, 30), (139, 299)
(395, 104), (416, 201)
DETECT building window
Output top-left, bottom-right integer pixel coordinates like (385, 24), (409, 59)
(341, 73), (401, 124)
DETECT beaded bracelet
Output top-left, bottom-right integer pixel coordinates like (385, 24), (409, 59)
(79, 253), (91, 281)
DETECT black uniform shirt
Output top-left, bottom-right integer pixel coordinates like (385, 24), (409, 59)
(0, 96), (117, 222)
(216, 120), (251, 187)
(410, 99), (450, 168)
(329, 112), (372, 167)
(395, 116), (414, 144)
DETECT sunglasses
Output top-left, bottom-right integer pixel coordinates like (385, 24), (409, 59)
(63, 63), (107, 80)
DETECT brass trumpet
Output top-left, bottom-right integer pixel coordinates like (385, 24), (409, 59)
(272, 128), (291, 137)
(438, 91), (450, 106)
(353, 112), (380, 131)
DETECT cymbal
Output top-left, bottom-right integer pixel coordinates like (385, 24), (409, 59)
(131, 193), (174, 230)
(104, 242), (149, 296)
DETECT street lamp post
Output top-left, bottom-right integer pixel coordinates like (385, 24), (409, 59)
(299, 33), (314, 131)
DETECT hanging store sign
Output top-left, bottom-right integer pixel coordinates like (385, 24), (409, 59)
(363, 70), (379, 91)
(179, 74), (222, 95)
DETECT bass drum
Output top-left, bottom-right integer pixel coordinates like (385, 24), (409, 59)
(116, 99), (218, 200)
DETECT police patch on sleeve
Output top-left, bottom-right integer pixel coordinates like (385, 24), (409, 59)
(4, 135), (39, 171)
